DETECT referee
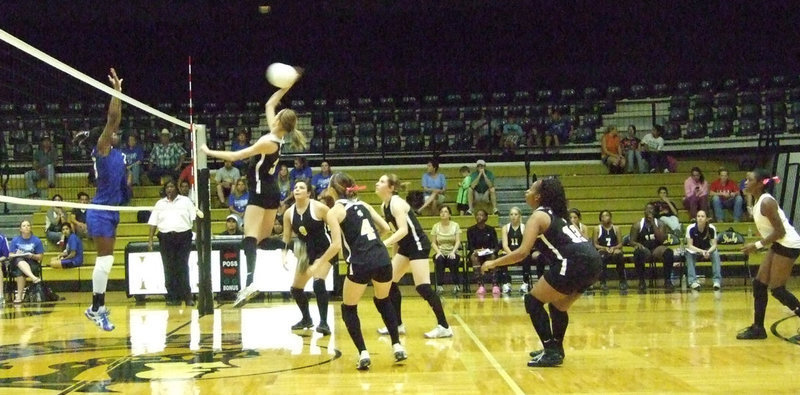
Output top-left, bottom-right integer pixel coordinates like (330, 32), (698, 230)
(148, 180), (197, 306)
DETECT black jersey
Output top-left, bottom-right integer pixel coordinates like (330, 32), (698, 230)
(382, 194), (431, 252)
(290, 202), (331, 257)
(634, 218), (661, 250)
(535, 206), (597, 264)
(337, 199), (391, 268)
(505, 223), (525, 251)
(596, 225), (618, 248)
(686, 223), (716, 251)
(247, 134), (283, 195)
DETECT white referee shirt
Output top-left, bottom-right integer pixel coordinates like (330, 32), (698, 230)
(148, 195), (197, 233)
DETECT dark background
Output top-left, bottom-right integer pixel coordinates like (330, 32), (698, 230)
(2, 1), (799, 105)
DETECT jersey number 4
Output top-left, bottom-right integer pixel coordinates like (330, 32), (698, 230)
(361, 219), (377, 240)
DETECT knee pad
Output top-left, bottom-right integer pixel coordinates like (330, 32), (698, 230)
(524, 293), (544, 315)
(415, 284), (435, 301)
(313, 279), (327, 295)
(753, 279), (768, 297)
(290, 287), (306, 300)
(92, 255), (114, 294)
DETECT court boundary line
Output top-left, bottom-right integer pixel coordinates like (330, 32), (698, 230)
(770, 314), (800, 346)
(452, 313), (525, 395)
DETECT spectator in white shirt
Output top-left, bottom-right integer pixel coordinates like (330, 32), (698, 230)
(641, 125), (668, 173)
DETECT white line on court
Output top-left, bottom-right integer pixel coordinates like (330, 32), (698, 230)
(452, 313), (525, 395)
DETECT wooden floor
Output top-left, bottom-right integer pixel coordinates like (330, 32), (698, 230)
(1, 279), (800, 394)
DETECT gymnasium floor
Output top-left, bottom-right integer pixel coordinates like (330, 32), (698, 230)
(1, 280), (799, 394)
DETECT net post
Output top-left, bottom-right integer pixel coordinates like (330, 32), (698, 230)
(193, 124), (213, 315)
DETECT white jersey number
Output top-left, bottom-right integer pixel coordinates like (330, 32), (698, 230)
(361, 219), (377, 241)
(563, 225), (588, 243)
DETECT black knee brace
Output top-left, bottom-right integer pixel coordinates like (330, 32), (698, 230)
(416, 284), (435, 301)
(771, 286), (800, 314)
(290, 287), (306, 301)
(753, 279), (768, 298)
(524, 293), (543, 315)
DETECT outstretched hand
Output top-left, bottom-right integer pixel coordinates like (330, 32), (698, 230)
(108, 68), (123, 92)
(481, 260), (496, 273)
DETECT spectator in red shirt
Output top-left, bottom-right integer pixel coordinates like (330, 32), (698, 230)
(710, 167), (744, 222)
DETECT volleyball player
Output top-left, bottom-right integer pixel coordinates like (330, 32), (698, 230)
(375, 174), (452, 339)
(281, 180), (333, 335)
(482, 178), (602, 367)
(84, 68), (127, 331)
(501, 207), (535, 293)
(737, 169), (800, 339)
(201, 76), (305, 308)
(592, 210), (626, 292)
(308, 173), (407, 370)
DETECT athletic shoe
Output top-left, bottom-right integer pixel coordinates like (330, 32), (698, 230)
(466, 209), (473, 215)
(85, 307), (115, 331)
(377, 324), (406, 335)
(436, 285), (445, 294)
(356, 350), (371, 370)
(600, 282), (609, 292)
(527, 349), (563, 367)
(501, 283), (512, 294)
(476, 285), (486, 295)
(736, 325), (767, 340)
(491, 285), (501, 295)
(291, 317), (313, 330)
(393, 343), (408, 362)
(713, 281), (721, 291)
(316, 321), (331, 336)
(424, 325), (454, 339)
(520, 283), (529, 294)
(233, 283), (259, 308)
(619, 281), (628, 292)
(690, 281), (701, 291)
(529, 345), (565, 359)
(664, 281), (675, 293)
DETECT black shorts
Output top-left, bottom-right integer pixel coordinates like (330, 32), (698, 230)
(396, 244), (430, 261)
(772, 242), (800, 260)
(247, 185), (281, 210)
(543, 244), (602, 294)
(347, 263), (393, 285)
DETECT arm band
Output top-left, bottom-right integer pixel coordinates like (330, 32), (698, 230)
(755, 241), (764, 250)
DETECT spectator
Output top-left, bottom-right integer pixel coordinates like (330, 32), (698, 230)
(418, 159), (446, 215)
(69, 192), (90, 238)
(230, 129), (250, 172)
(600, 126), (626, 174)
(178, 162), (194, 187)
(468, 159), (498, 215)
(651, 186), (682, 233)
(147, 180), (197, 306)
(501, 116), (524, 155)
(641, 125), (668, 173)
(214, 160), (241, 207)
(501, 207), (535, 294)
(455, 166), (471, 215)
(44, 194), (67, 246)
(710, 167), (744, 222)
(25, 135), (57, 197)
(289, 157), (312, 187)
(467, 209), (500, 295)
(568, 208), (590, 240)
(178, 179), (196, 204)
(545, 108), (572, 153)
(431, 206), (462, 294)
(311, 160), (333, 197)
(219, 214), (244, 236)
(630, 203), (675, 293)
(621, 125), (647, 173)
(683, 166), (710, 220)
(121, 134), (145, 186)
(0, 232), (8, 305)
(147, 128), (186, 185)
(8, 220), (43, 303)
(228, 177), (249, 222)
(685, 210), (722, 291)
(277, 164), (292, 205)
(49, 223), (83, 269)
(470, 112), (491, 151)
(592, 210), (626, 292)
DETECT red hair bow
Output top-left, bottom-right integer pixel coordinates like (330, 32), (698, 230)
(346, 185), (366, 193)
(762, 176), (780, 185)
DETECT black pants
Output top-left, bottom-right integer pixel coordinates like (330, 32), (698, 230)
(642, 151), (667, 172)
(434, 254), (461, 286)
(158, 230), (193, 302)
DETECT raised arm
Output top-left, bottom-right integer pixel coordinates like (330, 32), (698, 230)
(97, 68), (123, 156)
(202, 135), (276, 163)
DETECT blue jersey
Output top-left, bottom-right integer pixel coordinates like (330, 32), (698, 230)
(92, 147), (130, 205)
(0, 234), (9, 258)
(65, 232), (84, 265)
(9, 235), (45, 255)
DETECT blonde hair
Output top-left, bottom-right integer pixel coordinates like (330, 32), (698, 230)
(232, 177), (248, 198)
(383, 174), (410, 194)
(509, 206), (521, 216)
(277, 109), (306, 150)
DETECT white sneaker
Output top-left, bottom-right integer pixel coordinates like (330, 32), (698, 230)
(690, 282), (701, 290)
(501, 283), (512, 294)
(233, 283), (259, 308)
(435, 285), (444, 294)
(713, 281), (721, 290)
(377, 324), (406, 335)
(356, 350), (371, 370)
(392, 343), (408, 362)
(424, 325), (454, 339)
(520, 283), (530, 293)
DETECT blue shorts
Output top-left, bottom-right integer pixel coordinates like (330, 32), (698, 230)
(61, 258), (83, 268)
(87, 209), (120, 238)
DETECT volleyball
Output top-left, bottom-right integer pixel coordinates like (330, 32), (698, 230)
(265, 63), (299, 88)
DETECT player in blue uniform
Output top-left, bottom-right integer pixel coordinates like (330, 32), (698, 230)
(84, 68), (127, 331)
(482, 178), (602, 367)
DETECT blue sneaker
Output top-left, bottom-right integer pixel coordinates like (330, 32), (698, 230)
(85, 307), (115, 331)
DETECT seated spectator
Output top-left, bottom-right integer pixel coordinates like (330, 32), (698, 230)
(651, 186), (682, 233)
(468, 159), (498, 215)
(621, 125), (647, 174)
(311, 161), (333, 197)
(49, 223), (83, 269)
(215, 160), (241, 207)
(178, 179), (196, 204)
(545, 108), (572, 153)
(431, 206), (462, 294)
(121, 134), (145, 186)
(69, 192), (90, 238)
(455, 166), (471, 215)
(641, 125), (668, 173)
(470, 112), (491, 151)
(228, 177), (249, 220)
(45, 194), (67, 246)
(592, 210), (626, 292)
(739, 177), (754, 220)
(179, 162), (194, 186)
(683, 166), (710, 220)
(630, 203), (676, 293)
(467, 209), (500, 296)
(277, 164), (292, 207)
(0, 232), (7, 304)
(600, 126), (626, 174)
(685, 210), (722, 291)
(568, 208), (590, 239)
(526, 124), (543, 148)
(418, 159), (446, 215)
(230, 129), (250, 172)
(25, 135), (57, 197)
(710, 167), (744, 222)
(147, 129), (186, 185)
(500, 207), (534, 294)
(289, 157), (312, 188)
(8, 220), (43, 303)
(501, 117), (524, 154)
(220, 214), (244, 236)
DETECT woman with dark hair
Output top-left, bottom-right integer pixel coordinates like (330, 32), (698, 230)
(683, 166), (709, 220)
(736, 169), (800, 339)
(45, 194), (67, 246)
(568, 208), (590, 240)
(417, 159), (446, 215)
(431, 205), (462, 294)
(290, 156), (312, 187)
(652, 186), (682, 233)
(308, 173), (406, 370)
(592, 210), (626, 292)
(375, 174), (452, 338)
(621, 125), (646, 173)
(202, 75), (305, 308)
(482, 178), (601, 367)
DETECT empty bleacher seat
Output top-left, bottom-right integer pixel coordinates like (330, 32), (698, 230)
(491, 92), (509, 104)
(440, 107), (459, 121)
(716, 105), (737, 121)
(310, 135), (326, 153)
(13, 142), (33, 161)
(353, 110), (374, 123)
(401, 96), (419, 107)
(9, 129), (27, 144)
(382, 132), (400, 152)
(722, 78), (738, 91)
(582, 87), (599, 101)
(573, 101), (593, 116)
(765, 117), (786, 134)
(652, 83), (670, 98)
(357, 97), (373, 108)
(559, 88), (577, 103)
(404, 134), (425, 151)
(685, 122), (707, 139)
(357, 135), (377, 152)
(606, 86), (622, 100)
(595, 100), (615, 114)
(336, 123), (355, 137)
(334, 135), (353, 153)
(739, 91), (760, 105)
(737, 119), (759, 136)
(740, 103), (761, 119)
(507, 105), (527, 118)
(692, 106), (712, 124)
(669, 107), (689, 123)
(468, 93), (485, 104)
(486, 106), (504, 119)
(444, 94), (463, 106)
(663, 123), (682, 140)
(402, 121), (421, 136)
(710, 120), (733, 137)
(514, 91), (531, 103)
(461, 106), (481, 121)
(422, 95), (440, 107)
(451, 131), (473, 151)
(765, 102), (786, 118)
(379, 97), (395, 108)
(581, 114), (601, 129)
(630, 84), (647, 99)
(676, 81), (694, 95)
(536, 90), (553, 103)
(571, 126), (596, 143)
(332, 111), (351, 124)
(375, 109), (395, 123)
(698, 80), (715, 92)
(396, 109), (417, 122)
(770, 75), (789, 88)
(714, 92), (735, 106)
(418, 108), (439, 122)
(430, 130), (449, 151)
